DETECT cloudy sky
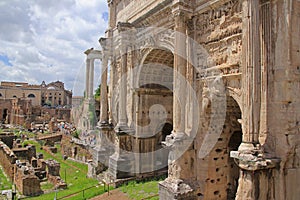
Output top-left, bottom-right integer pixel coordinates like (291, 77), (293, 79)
(0, 0), (108, 96)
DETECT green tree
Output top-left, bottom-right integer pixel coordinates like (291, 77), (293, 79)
(94, 84), (101, 100)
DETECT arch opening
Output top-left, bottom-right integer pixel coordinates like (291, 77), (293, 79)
(226, 97), (242, 200)
(28, 94), (35, 98)
(134, 48), (174, 174)
(2, 109), (8, 124)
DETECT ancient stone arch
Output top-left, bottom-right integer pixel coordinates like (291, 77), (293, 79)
(86, 0), (300, 199)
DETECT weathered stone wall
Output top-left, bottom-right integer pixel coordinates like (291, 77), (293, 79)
(14, 163), (42, 196)
(12, 145), (36, 161)
(0, 141), (16, 181)
(0, 99), (12, 123)
(46, 159), (67, 189)
(60, 135), (92, 162)
(101, 0), (300, 199)
(41, 108), (71, 122)
(265, 0), (300, 199)
(0, 132), (16, 149)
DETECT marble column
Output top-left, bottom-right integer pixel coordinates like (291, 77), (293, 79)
(173, 11), (187, 136)
(85, 54), (90, 99)
(115, 44), (128, 130)
(108, 56), (115, 125)
(240, 0), (261, 148)
(99, 39), (109, 125)
(89, 59), (95, 100)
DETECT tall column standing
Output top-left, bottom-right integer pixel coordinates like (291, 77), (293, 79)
(99, 38), (109, 125)
(85, 58), (90, 98)
(241, 0), (261, 147)
(116, 42), (128, 130)
(173, 10), (187, 136)
(88, 59), (95, 100)
(107, 0), (116, 125)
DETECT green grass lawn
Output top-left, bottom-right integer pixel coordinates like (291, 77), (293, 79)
(21, 141), (107, 200)
(0, 166), (12, 191)
(120, 180), (161, 200)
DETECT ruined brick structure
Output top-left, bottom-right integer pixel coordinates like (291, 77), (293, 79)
(14, 161), (42, 196)
(0, 138), (66, 196)
(83, 0), (300, 199)
(0, 80), (72, 126)
(46, 159), (67, 189)
(0, 141), (17, 181)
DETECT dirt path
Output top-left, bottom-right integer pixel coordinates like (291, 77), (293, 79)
(90, 189), (131, 200)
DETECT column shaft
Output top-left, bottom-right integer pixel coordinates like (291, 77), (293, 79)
(117, 48), (128, 128)
(100, 55), (109, 123)
(85, 58), (90, 98)
(242, 0), (261, 144)
(108, 57), (115, 124)
(89, 59), (95, 99)
(173, 12), (187, 134)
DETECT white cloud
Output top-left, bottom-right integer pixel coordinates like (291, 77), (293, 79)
(0, 0), (108, 96)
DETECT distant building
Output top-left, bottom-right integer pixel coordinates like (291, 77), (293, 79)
(0, 81), (72, 107)
(40, 81), (72, 107)
(0, 81), (72, 125)
(0, 82), (41, 106)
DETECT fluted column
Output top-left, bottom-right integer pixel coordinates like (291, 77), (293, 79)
(99, 38), (109, 125)
(241, 0), (261, 147)
(173, 11), (187, 136)
(89, 59), (95, 99)
(116, 44), (128, 129)
(108, 57), (115, 124)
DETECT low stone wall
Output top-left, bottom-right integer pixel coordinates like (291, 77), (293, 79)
(0, 141), (17, 181)
(46, 159), (67, 189)
(0, 132), (16, 149)
(12, 145), (36, 161)
(60, 135), (92, 163)
(14, 163), (42, 196)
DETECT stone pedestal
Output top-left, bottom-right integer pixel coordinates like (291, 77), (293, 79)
(230, 144), (280, 200)
(87, 148), (110, 178)
(106, 130), (135, 182)
(159, 178), (195, 200)
(107, 152), (134, 180)
(159, 133), (196, 200)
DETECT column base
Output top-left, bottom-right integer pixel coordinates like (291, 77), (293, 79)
(159, 178), (195, 200)
(231, 142), (280, 171)
(97, 121), (112, 130)
(107, 152), (134, 180)
(114, 123), (134, 135)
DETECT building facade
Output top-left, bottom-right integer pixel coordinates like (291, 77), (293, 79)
(0, 82), (41, 106)
(88, 0), (300, 199)
(0, 81), (72, 107)
(41, 81), (72, 107)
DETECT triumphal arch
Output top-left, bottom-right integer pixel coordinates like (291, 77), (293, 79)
(89, 0), (300, 199)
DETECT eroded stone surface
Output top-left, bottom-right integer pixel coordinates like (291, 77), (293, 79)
(85, 0), (300, 199)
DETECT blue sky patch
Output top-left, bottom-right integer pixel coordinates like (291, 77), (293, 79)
(102, 12), (108, 22)
(0, 54), (12, 66)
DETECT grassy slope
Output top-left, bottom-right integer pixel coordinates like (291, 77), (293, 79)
(22, 140), (106, 200)
(0, 166), (12, 191)
(120, 180), (160, 200)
